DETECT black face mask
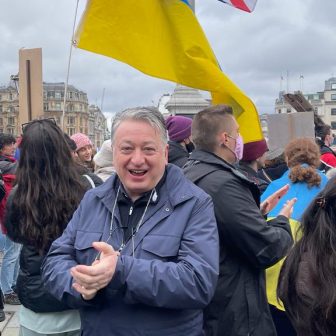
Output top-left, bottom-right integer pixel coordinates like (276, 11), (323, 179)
(185, 142), (195, 153)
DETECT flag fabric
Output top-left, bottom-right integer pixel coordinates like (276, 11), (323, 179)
(218, 0), (257, 13)
(75, 0), (262, 143)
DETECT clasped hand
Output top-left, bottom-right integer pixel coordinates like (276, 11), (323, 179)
(71, 242), (119, 300)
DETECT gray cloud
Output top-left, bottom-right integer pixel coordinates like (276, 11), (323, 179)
(1, 0), (336, 117)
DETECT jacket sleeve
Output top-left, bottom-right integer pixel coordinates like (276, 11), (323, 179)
(214, 176), (293, 269)
(107, 196), (219, 309)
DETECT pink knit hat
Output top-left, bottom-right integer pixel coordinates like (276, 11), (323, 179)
(70, 133), (92, 151)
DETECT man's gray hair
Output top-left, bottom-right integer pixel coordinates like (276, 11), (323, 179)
(111, 107), (168, 145)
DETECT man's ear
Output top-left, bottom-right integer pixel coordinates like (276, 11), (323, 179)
(218, 131), (228, 146)
(164, 144), (169, 164)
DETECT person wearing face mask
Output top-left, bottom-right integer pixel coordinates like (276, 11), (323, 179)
(315, 124), (336, 172)
(184, 105), (296, 336)
(239, 139), (269, 194)
(165, 115), (194, 168)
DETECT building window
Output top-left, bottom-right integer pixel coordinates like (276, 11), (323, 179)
(0, 105), (2, 113)
(331, 94), (336, 101)
(7, 128), (13, 134)
(68, 92), (73, 99)
(331, 122), (336, 130)
(0, 118), (3, 126)
(7, 117), (15, 125)
(67, 127), (75, 136)
(286, 108), (291, 113)
(9, 93), (12, 100)
(332, 83), (336, 90)
(43, 91), (47, 99)
(331, 108), (336, 115)
(44, 103), (49, 112)
(68, 104), (74, 112)
(67, 116), (75, 125)
(0, 95), (2, 101)
(55, 91), (61, 99)
(55, 102), (61, 110)
(48, 91), (55, 98)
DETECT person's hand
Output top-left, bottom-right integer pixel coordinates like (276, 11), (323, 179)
(71, 242), (119, 300)
(278, 198), (297, 218)
(260, 184), (290, 215)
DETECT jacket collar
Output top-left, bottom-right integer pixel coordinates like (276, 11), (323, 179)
(92, 164), (196, 256)
(188, 149), (235, 170)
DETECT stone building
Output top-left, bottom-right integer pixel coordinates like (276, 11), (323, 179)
(0, 82), (108, 146)
(164, 85), (210, 117)
(274, 77), (336, 130)
(0, 85), (20, 135)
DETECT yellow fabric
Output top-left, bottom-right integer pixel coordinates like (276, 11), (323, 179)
(266, 218), (302, 311)
(75, 0), (263, 143)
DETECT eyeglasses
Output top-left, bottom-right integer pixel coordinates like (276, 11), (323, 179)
(21, 118), (57, 133)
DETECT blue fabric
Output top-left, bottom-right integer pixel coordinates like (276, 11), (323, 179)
(42, 164), (219, 336)
(261, 168), (328, 221)
(0, 233), (20, 294)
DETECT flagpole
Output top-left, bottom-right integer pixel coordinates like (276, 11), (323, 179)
(189, 0), (195, 11)
(62, 0), (80, 131)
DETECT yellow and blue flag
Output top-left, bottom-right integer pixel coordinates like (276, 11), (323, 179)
(75, 0), (262, 142)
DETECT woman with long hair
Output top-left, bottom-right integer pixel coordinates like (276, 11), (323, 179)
(278, 177), (336, 335)
(261, 137), (328, 335)
(5, 119), (87, 336)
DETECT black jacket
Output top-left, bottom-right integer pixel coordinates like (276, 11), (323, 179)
(239, 162), (269, 195)
(258, 162), (288, 182)
(184, 150), (293, 336)
(167, 141), (189, 168)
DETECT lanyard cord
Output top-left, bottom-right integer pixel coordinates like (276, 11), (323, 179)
(108, 186), (155, 252)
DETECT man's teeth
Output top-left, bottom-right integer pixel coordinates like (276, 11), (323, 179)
(131, 170), (145, 174)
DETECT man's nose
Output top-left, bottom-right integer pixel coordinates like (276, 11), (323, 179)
(131, 149), (145, 165)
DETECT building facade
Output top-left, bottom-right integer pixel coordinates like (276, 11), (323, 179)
(0, 82), (108, 146)
(274, 77), (336, 130)
(0, 85), (20, 135)
(164, 85), (210, 117)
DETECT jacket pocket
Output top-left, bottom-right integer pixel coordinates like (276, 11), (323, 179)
(141, 234), (180, 259)
(74, 231), (102, 265)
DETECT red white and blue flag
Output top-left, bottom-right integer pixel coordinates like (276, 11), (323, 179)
(218, 0), (257, 12)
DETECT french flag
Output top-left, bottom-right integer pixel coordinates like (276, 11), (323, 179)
(218, 0), (257, 13)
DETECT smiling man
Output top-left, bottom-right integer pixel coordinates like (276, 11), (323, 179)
(42, 107), (219, 336)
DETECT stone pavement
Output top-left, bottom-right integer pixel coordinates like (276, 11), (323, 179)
(0, 251), (20, 336)
(0, 303), (20, 336)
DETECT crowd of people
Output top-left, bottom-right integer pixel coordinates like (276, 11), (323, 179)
(0, 105), (335, 335)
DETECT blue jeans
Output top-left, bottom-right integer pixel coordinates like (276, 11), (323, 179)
(0, 234), (21, 294)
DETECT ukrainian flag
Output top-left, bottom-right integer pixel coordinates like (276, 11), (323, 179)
(75, 0), (263, 142)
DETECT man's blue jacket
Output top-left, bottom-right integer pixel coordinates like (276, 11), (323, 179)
(42, 164), (219, 336)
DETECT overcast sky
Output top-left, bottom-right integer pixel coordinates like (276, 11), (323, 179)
(1, 0), (336, 122)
